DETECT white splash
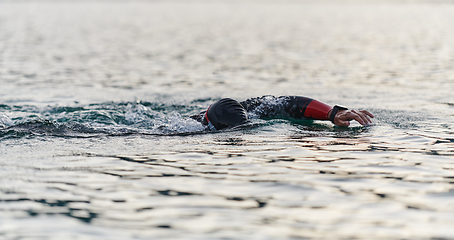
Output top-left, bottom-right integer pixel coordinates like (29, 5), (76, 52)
(0, 112), (14, 128)
(162, 111), (206, 133)
(124, 103), (161, 126)
(124, 103), (205, 134)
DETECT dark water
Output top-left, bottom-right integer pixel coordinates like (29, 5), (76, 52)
(1, 1), (454, 239)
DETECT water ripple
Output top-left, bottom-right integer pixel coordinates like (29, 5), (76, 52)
(2, 1), (454, 239)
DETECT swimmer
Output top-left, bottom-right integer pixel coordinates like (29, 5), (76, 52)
(191, 96), (374, 131)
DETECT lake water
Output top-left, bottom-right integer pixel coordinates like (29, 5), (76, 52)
(1, 1), (454, 239)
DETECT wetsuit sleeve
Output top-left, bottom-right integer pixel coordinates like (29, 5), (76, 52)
(240, 96), (332, 120)
(286, 96), (331, 120)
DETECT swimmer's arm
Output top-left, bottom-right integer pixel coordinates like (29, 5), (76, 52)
(287, 97), (374, 126)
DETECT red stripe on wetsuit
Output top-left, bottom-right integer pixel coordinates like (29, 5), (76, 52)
(287, 97), (331, 120)
(303, 99), (331, 120)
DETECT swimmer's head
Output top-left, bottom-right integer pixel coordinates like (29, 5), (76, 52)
(204, 98), (248, 131)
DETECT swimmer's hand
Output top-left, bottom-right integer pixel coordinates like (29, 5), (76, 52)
(333, 109), (374, 127)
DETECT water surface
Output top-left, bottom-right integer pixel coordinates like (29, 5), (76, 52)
(1, 1), (454, 239)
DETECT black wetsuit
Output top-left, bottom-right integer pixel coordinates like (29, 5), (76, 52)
(191, 96), (332, 128)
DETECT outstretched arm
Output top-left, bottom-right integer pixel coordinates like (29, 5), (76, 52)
(284, 96), (375, 127)
(284, 96), (374, 126)
(240, 96), (374, 127)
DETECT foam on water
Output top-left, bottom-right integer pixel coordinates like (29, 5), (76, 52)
(0, 113), (14, 128)
(0, 101), (211, 139)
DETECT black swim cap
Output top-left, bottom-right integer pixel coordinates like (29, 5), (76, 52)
(205, 98), (248, 131)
